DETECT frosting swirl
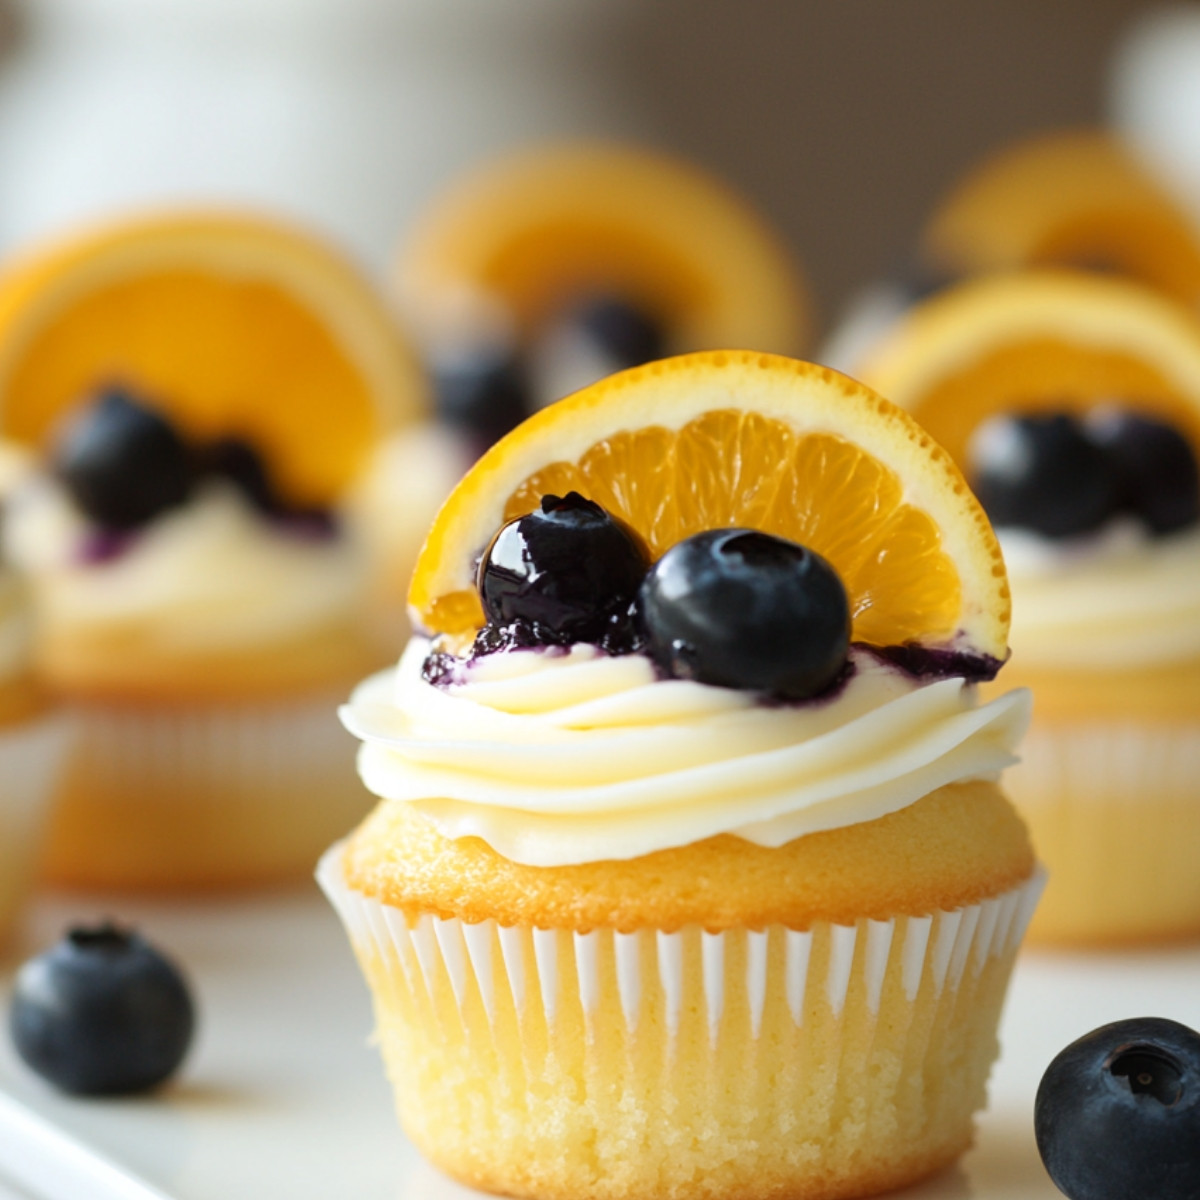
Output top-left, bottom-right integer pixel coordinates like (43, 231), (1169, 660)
(342, 638), (1031, 867)
(3, 480), (367, 657)
(1001, 523), (1200, 669)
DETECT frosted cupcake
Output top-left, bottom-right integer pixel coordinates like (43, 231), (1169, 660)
(321, 352), (1041, 1200)
(822, 128), (1200, 374)
(0, 211), (425, 890)
(860, 270), (1200, 944)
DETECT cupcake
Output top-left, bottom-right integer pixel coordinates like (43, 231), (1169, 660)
(0, 211), (426, 890)
(860, 270), (1200, 945)
(821, 127), (1200, 374)
(320, 351), (1041, 1199)
(0, 446), (72, 945)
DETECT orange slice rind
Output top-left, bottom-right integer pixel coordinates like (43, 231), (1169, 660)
(859, 271), (1200, 467)
(397, 142), (811, 356)
(408, 351), (1010, 663)
(0, 211), (427, 505)
(922, 129), (1200, 306)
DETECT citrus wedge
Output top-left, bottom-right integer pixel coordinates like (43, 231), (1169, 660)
(858, 271), (1200, 466)
(396, 142), (810, 356)
(0, 211), (426, 506)
(922, 129), (1200, 307)
(409, 350), (1010, 662)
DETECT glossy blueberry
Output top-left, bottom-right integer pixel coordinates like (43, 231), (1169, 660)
(639, 529), (850, 699)
(1087, 409), (1200, 535)
(432, 346), (531, 451)
(967, 411), (1120, 538)
(566, 295), (667, 369)
(478, 492), (649, 645)
(54, 388), (195, 530)
(9, 923), (196, 1096)
(1035, 1017), (1200, 1200)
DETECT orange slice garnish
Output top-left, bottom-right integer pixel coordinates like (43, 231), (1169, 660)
(0, 211), (426, 506)
(858, 271), (1200, 466)
(396, 142), (810, 356)
(409, 351), (1010, 662)
(922, 129), (1200, 306)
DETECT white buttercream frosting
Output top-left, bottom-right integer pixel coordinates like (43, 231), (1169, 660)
(1001, 522), (1200, 668)
(3, 480), (367, 655)
(341, 638), (1031, 867)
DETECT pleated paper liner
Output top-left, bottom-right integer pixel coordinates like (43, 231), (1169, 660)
(0, 711), (75, 946)
(320, 842), (1044, 1200)
(41, 690), (372, 890)
(1008, 717), (1200, 945)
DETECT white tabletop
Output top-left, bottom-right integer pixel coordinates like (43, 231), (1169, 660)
(1, 886), (1198, 1200)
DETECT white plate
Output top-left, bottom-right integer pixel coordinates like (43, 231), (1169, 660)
(1, 886), (1198, 1200)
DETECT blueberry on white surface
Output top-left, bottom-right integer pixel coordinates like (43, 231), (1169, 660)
(54, 388), (195, 530)
(1086, 409), (1200, 535)
(200, 436), (277, 514)
(638, 528), (850, 699)
(9, 922), (196, 1096)
(478, 492), (649, 644)
(1034, 1016), (1200, 1200)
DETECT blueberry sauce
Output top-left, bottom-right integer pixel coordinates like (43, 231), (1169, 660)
(872, 642), (1006, 684)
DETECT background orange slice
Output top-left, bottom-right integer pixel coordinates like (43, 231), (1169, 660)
(409, 350), (1010, 662)
(921, 129), (1200, 308)
(858, 271), (1200, 467)
(0, 211), (427, 506)
(396, 142), (811, 358)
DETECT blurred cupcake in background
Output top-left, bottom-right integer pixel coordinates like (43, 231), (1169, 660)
(860, 269), (1200, 945)
(823, 128), (1200, 373)
(0, 442), (73, 946)
(355, 142), (812, 624)
(0, 211), (426, 891)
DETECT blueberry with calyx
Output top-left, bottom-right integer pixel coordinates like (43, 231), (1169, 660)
(54, 388), (195, 530)
(432, 345), (531, 451)
(639, 528), (850, 700)
(9, 922), (196, 1096)
(1086, 408), (1200, 535)
(566, 295), (667, 370)
(1035, 1016), (1200, 1200)
(478, 492), (649, 645)
(967, 411), (1120, 538)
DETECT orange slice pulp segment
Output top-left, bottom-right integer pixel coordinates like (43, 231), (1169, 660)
(0, 212), (425, 506)
(859, 272), (1200, 467)
(410, 351), (1011, 662)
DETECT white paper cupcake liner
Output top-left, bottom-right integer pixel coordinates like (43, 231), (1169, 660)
(0, 711), (75, 939)
(319, 843), (1044, 1038)
(44, 692), (369, 887)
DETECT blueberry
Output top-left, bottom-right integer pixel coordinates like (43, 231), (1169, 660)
(967, 411), (1120, 538)
(1035, 1017), (1200, 1200)
(9, 922), (195, 1096)
(478, 492), (649, 644)
(1086, 409), (1200, 535)
(200, 436), (277, 514)
(54, 388), (195, 530)
(565, 296), (667, 370)
(638, 529), (850, 699)
(432, 346), (531, 452)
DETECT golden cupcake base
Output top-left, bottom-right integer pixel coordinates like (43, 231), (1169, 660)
(321, 844), (1042, 1200)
